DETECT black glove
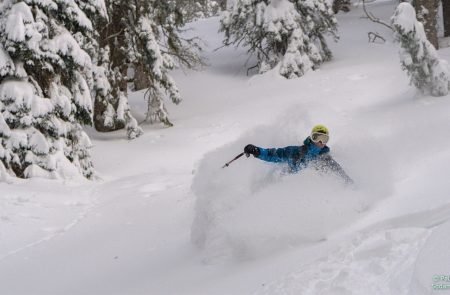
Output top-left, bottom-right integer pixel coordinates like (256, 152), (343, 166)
(244, 144), (260, 157)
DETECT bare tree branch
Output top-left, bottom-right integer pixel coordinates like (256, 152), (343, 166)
(362, 0), (393, 31)
(368, 31), (386, 43)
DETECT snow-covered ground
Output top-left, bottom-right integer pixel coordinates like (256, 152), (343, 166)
(2, 1), (450, 294)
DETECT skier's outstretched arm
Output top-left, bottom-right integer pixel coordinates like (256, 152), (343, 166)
(244, 144), (291, 163)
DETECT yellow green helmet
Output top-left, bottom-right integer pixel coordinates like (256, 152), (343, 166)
(311, 124), (329, 135)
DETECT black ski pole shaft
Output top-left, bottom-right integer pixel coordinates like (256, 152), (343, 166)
(222, 152), (246, 168)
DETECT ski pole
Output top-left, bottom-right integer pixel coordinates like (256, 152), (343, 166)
(222, 152), (247, 168)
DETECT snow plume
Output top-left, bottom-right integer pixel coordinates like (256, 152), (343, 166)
(191, 108), (392, 263)
(391, 2), (450, 96)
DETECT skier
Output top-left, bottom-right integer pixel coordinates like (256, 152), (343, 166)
(243, 125), (353, 184)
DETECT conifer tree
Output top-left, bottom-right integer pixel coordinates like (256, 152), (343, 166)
(0, 0), (102, 179)
(176, 0), (220, 22)
(95, 0), (203, 130)
(218, 0), (227, 10)
(443, 0), (450, 37)
(90, 1), (143, 139)
(220, 0), (338, 79)
(414, 0), (439, 49)
(391, 2), (449, 96)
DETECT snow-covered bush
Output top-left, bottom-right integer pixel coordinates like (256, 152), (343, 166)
(391, 2), (450, 96)
(0, 0), (100, 179)
(220, 0), (338, 79)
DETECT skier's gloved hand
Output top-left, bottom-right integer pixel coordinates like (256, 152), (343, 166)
(244, 144), (260, 157)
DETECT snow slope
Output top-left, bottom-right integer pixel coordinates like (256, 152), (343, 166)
(1, 1), (450, 294)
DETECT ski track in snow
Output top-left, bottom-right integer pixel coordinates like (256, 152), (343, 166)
(0, 173), (185, 262)
(0, 199), (97, 261)
(0, 182), (103, 261)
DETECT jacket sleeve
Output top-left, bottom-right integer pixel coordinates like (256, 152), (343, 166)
(256, 147), (293, 163)
(317, 154), (354, 184)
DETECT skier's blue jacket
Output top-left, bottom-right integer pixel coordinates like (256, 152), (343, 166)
(254, 137), (353, 184)
(256, 137), (330, 173)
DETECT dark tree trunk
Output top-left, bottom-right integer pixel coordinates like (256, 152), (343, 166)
(133, 63), (151, 91)
(94, 0), (127, 132)
(332, 0), (350, 14)
(217, 0), (226, 10)
(93, 88), (125, 132)
(415, 0), (439, 49)
(443, 0), (450, 37)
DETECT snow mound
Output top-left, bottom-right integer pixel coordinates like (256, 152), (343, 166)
(256, 227), (430, 295)
(191, 109), (394, 263)
(411, 220), (450, 294)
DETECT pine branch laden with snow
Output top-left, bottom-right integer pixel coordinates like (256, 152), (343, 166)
(176, 0), (221, 22)
(0, 0), (101, 180)
(135, 0), (205, 127)
(134, 15), (181, 127)
(220, 0), (338, 79)
(0, 80), (56, 178)
(391, 2), (450, 97)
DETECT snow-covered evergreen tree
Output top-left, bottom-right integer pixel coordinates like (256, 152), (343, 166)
(220, 0), (338, 79)
(0, 0), (103, 179)
(92, 45), (143, 139)
(89, 1), (143, 139)
(96, 0), (203, 129)
(176, 0), (220, 22)
(391, 2), (449, 96)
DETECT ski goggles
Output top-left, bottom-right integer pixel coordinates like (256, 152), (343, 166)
(311, 132), (329, 144)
